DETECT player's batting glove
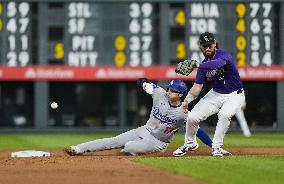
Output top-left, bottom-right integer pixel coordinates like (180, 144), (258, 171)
(175, 59), (198, 76)
(137, 78), (150, 87)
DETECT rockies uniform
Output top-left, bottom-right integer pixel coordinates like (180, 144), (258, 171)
(174, 32), (245, 157)
(194, 49), (245, 147)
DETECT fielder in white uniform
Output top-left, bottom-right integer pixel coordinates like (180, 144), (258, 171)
(173, 32), (245, 157)
(66, 79), (204, 156)
(235, 96), (251, 137)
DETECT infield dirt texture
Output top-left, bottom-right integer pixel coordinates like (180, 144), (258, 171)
(1, 148), (284, 184)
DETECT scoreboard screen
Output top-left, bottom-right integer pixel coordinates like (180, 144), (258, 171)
(0, 1), (281, 67)
(0, 2), (32, 66)
(170, 2), (277, 66)
(63, 2), (157, 67)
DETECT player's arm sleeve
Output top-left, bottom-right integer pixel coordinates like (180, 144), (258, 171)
(194, 68), (207, 84)
(152, 84), (165, 95)
(198, 59), (227, 70)
(151, 84), (167, 101)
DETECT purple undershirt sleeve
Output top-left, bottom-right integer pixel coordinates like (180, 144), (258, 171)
(199, 59), (227, 70)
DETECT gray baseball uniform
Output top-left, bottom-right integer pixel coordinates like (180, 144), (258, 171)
(75, 83), (188, 155)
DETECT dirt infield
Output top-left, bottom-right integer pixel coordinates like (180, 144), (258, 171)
(0, 148), (284, 184)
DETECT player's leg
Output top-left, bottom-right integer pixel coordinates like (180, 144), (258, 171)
(212, 92), (244, 156)
(66, 126), (144, 155)
(173, 90), (222, 156)
(196, 127), (212, 147)
(196, 127), (232, 156)
(236, 94), (251, 137)
(122, 131), (168, 155)
(236, 108), (251, 137)
(185, 90), (222, 147)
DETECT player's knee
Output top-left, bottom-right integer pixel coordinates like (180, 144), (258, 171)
(218, 111), (233, 121)
(124, 141), (135, 151)
(187, 113), (201, 124)
(124, 141), (137, 154)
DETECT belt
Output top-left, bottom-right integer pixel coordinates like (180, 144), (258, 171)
(237, 89), (244, 94)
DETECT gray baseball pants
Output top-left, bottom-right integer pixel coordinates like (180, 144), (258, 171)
(76, 125), (169, 155)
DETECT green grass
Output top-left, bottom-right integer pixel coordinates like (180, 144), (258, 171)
(0, 132), (284, 150)
(0, 132), (117, 150)
(171, 132), (284, 148)
(0, 132), (283, 184)
(133, 156), (284, 184)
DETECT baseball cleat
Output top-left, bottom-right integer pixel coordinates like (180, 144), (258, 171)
(212, 147), (223, 157)
(173, 144), (199, 157)
(65, 146), (82, 156)
(244, 132), (252, 137)
(220, 148), (232, 156)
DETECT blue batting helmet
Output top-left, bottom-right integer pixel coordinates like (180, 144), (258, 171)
(165, 80), (188, 94)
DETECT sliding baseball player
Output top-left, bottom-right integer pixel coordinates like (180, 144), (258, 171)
(66, 79), (230, 156)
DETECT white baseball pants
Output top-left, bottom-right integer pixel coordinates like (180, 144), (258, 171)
(184, 89), (245, 149)
(235, 95), (251, 137)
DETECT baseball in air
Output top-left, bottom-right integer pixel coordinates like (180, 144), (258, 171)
(51, 102), (58, 109)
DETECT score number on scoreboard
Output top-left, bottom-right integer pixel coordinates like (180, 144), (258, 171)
(114, 3), (153, 67)
(235, 3), (273, 66)
(0, 2), (31, 66)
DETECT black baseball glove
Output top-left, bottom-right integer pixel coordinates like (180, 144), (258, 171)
(175, 59), (198, 76)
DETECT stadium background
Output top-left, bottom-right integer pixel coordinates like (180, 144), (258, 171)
(0, 0), (283, 132)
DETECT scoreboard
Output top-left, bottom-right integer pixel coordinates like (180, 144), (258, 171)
(0, 0), (282, 68)
(0, 1), (158, 67)
(0, 2), (32, 66)
(169, 2), (277, 66)
(64, 2), (156, 67)
(0, 0), (283, 129)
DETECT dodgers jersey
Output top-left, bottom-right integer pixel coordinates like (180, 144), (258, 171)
(145, 84), (188, 143)
(195, 49), (243, 94)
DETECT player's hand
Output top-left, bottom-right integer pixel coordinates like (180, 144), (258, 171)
(143, 82), (153, 95)
(181, 101), (189, 112)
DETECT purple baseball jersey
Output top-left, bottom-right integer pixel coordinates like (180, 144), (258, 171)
(195, 49), (243, 94)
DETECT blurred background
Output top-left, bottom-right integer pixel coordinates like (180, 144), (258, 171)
(0, 0), (283, 132)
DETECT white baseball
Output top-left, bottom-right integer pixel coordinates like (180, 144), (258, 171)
(51, 102), (58, 109)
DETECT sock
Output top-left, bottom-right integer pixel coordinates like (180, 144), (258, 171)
(196, 128), (212, 148)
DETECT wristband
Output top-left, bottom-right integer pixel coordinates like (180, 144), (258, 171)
(184, 93), (196, 103)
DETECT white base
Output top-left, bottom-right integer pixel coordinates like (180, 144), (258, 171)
(11, 150), (51, 158)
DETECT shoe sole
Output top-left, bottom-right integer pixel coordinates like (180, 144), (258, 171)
(212, 153), (223, 157)
(222, 152), (233, 156)
(173, 152), (187, 157)
(65, 148), (74, 156)
(173, 145), (199, 157)
(190, 145), (199, 151)
(220, 149), (233, 156)
(65, 148), (80, 156)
